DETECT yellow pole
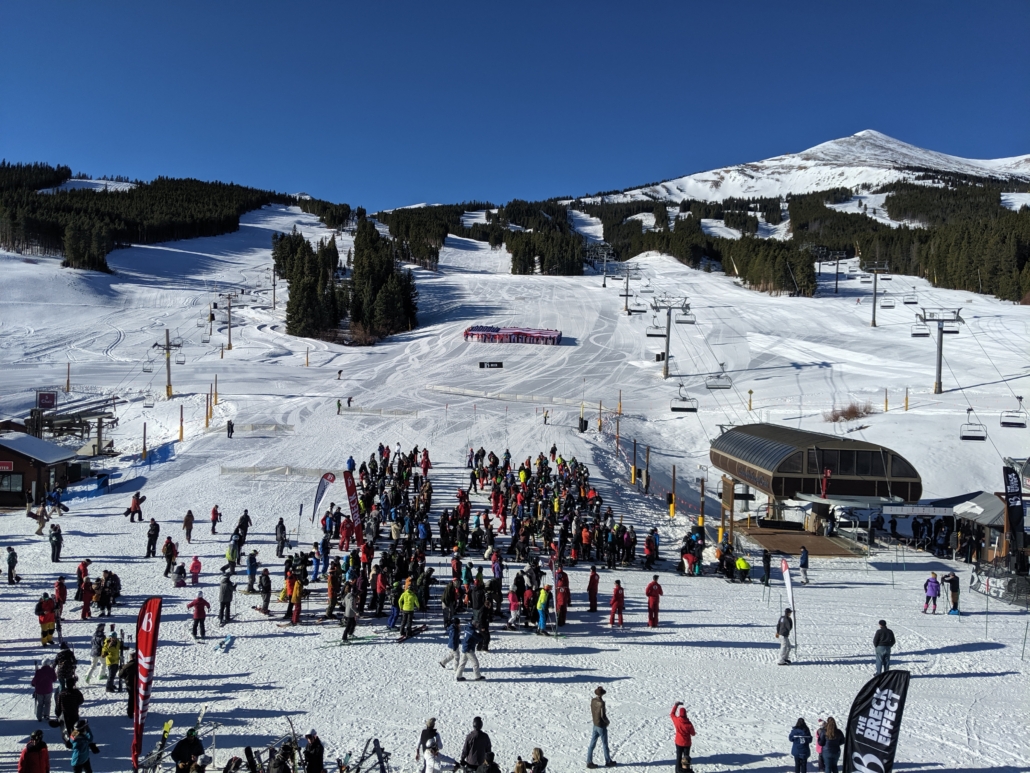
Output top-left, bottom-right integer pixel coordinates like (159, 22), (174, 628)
(597, 400), (602, 431)
(179, 405), (184, 442)
(209, 384), (213, 419)
(748, 389), (753, 411)
(905, 387), (909, 412)
(631, 440), (637, 485)
(670, 465), (676, 519)
(615, 417), (620, 455)
(884, 388), (888, 413)
(214, 374), (218, 405)
(142, 422), (147, 461)
(306, 348), (309, 367)
(698, 477), (705, 528)
(66, 363), (70, 393)
(205, 395), (210, 428)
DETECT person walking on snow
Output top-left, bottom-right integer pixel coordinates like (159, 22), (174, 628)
(609, 580), (625, 628)
(187, 591), (210, 639)
(776, 608), (793, 665)
(923, 572), (941, 614)
(145, 519), (160, 558)
(182, 510), (194, 544)
(31, 660), (57, 722)
(799, 546), (809, 584)
(439, 616), (461, 671)
(789, 719), (813, 773)
(873, 620), (895, 675)
(586, 686), (616, 768)
(455, 620), (484, 681)
(645, 575), (663, 628)
(587, 566), (599, 612)
(670, 702), (696, 773)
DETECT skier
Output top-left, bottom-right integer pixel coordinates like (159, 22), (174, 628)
(941, 571), (961, 614)
(54, 676), (84, 739)
(415, 718), (444, 765)
(459, 717), (491, 766)
(128, 491), (144, 522)
(101, 631), (121, 692)
(246, 550), (259, 593)
(609, 579), (625, 628)
(789, 719), (813, 773)
(776, 608), (793, 665)
(182, 510), (195, 544)
(187, 591), (210, 639)
(536, 584), (552, 636)
(670, 702), (695, 773)
(171, 728), (206, 773)
(161, 537), (177, 577)
(275, 517), (288, 557)
(302, 730), (324, 773)
(257, 569), (272, 614)
(923, 572), (941, 614)
(85, 624), (106, 683)
(799, 546), (809, 584)
(7, 546), (20, 584)
(586, 686), (616, 768)
(218, 574), (236, 625)
(645, 575), (663, 628)
(31, 659), (57, 722)
(18, 729), (49, 773)
(455, 620), (485, 681)
(873, 620), (895, 674)
(587, 566), (599, 612)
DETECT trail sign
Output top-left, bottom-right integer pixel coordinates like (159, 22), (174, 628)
(479, 362), (504, 369)
(36, 391), (58, 410)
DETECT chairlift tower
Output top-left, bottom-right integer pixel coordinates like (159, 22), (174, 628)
(152, 329), (183, 398)
(219, 291), (239, 350)
(650, 293), (691, 380)
(863, 261), (889, 326)
(917, 308), (964, 394)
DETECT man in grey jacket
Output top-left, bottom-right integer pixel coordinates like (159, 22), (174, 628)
(873, 620), (895, 674)
(775, 608), (793, 665)
(218, 574), (236, 626)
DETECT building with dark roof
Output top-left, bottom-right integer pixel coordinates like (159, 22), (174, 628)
(709, 423), (921, 504)
(0, 433), (79, 507)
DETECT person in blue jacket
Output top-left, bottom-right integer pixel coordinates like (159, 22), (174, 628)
(456, 620), (484, 681)
(346, 456), (356, 473)
(70, 719), (97, 773)
(439, 616), (462, 672)
(789, 718), (813, 773)
(799, 546), (809, 584)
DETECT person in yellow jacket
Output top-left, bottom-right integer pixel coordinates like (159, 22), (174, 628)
(535, 584), (552, 636)
(289, 575), (304, 625)
(101, 632), (122, 693)
(398, 585), (421, 638)
(735, 555), (752, 584)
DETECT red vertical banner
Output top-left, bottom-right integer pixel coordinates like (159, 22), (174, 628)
(132, 596), (163, 770)
(343, 471), (360, 520)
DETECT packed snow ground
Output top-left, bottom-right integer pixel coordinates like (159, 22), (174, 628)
(2, 207), (1029, 773)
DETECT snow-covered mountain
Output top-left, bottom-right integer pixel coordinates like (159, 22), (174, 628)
(580, 130), (1030, 204)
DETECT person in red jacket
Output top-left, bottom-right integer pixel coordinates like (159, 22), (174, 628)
(36, 593), (57, 646)
(80, 579), (94, 620)
(587, 566), (599, 612)
(339, 516), (354, 552)
(18, 730), (49, 773)
(645, 575), (664, 628)
(74, 559), (91, 602)
(670, 702), (696, 773)
(186, 591), (210, 639)
(609, 579), (625, 628)
(53, 577), (68, 620)
(554, 569), (571, 626)
(210, 505), (221, 535)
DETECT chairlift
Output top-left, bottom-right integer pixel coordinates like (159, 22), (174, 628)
(675, 311), (696, 325)
(142, 358), (154, 373)
(959, 408), (987, 441)
(847, 266), (859, 274)
(639, 281), (655, 294)
(1000, 396), (1027, 429)
(670, 383), (698, 413)
(859, 275), (872, 284)
(910, 324), (930, 338)
(196, 317), (205, 327)
(201, 332), (211, 343)
(879, 297), (895, 309)
(143, 392), (155, 409)
(646, 316), (666, 338)
(705, 371), (733, 390)
(171, 336), (183, 347)
(175, 351), (186, 365)
(881, 274), (892, 281)
(942, 321), (960, 335)
(902, 294), (918, 305)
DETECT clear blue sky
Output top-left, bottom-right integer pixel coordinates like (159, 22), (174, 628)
(2, 2), (1027, 212)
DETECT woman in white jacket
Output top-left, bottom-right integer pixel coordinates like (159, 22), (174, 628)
(422, 739), (456, 773)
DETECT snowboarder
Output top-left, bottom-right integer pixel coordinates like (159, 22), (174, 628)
(670, 702), (695, 773)
(776, 607), (793, 665)
(609, 579), (624, 628)
(127, 491), (144, 522)
(789, 719), (813, 773)
(873, 619), (895, 674)
(923, 572), (940, 614)
(586, 686), (616, 768)
(187, 591), (210, 639)
(645, 575), (663, 628)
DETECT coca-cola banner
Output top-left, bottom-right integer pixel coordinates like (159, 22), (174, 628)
(843, 669), (910, 773)
(131, 596), (163, 770)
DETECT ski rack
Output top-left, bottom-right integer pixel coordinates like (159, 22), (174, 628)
(140, 722), (223, 773)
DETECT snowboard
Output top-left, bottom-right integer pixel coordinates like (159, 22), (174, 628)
(397, 624), (427, 643)
(244, 747), (259, 773)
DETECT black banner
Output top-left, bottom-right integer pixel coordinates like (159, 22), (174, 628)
(1002, 466), (1025, 535)
(479, 362), (504, 369)
(843, 670), (910, 773)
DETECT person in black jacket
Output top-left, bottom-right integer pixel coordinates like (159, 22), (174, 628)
(146, 520), (160, 558)
(118, 652), (138, 717)
(171, 729), (205, 773)
(303, 730), (324, 773)
(873, 620), (895, 674)
(460, 717), (491, 769)
(54, 676), (84, 739)
(257, 569), (272, 614)
(761, 550), (772, 586)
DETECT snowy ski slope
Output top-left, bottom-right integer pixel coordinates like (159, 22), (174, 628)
(1, 206), (1028, 773)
